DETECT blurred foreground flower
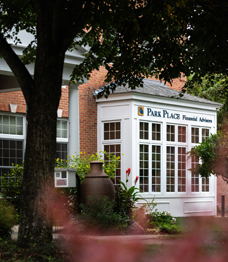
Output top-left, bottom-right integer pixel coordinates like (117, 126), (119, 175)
(40, 187), (228, 262)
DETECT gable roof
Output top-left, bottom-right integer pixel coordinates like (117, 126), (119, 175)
(108, 78), (221, 106)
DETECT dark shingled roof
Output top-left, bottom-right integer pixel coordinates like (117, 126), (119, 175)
(111, 79), (221, 106)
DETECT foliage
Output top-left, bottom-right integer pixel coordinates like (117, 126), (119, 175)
(120, 168), (141, 203)
(56, 151), (120, 181)
(141, 198), (158, 215)
(186, 74), (228, 104)
(1, 163), (23, 214)
(149, 211), (182, 234)
(186, 73), (228, 180)
(186, 74), (228, 129)
(132, 198), (181, 234)
(188, 134), (220, 178)
(183, 1), (228, 80)
(112, 168), (142, 223)
(55, 187), (79, 219)
(0, 200), (18, 240)
(133, 198), (158, 231)
(0, 239), (67, 261)
(80, 195), (129, 232)
(188, 129), (228, 180)
(113, 185), (134, 219)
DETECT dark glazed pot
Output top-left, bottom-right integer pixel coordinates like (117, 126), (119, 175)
(80, 161), (115, 204)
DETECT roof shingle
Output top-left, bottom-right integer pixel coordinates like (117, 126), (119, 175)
(112, 79), (221, 106)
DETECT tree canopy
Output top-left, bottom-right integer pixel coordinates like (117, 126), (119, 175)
(0, 0), (228, 246)
(186, 74), (228, 129)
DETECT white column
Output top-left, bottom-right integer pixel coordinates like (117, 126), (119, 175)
(68, 83), (80, 157)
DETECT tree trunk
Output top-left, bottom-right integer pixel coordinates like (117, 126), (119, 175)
(17, 51), (64, 247)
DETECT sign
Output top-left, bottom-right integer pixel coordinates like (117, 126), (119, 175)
(138, 107), (213, 123)
(138, 106), (144, 116)
(56, 179), (67, 186)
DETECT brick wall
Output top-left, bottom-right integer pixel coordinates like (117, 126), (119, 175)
(0, 86), (69, 117)
(58, 86), (69, 118)
(0, 90), (26, 113)
(164, 73), (186, 91)
(217, 176), (228, 211)
(79, 67), (107, 155)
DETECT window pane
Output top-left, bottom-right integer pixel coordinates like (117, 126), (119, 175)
(151, 145), (161, 192)
(0, 139), (23, 167)
(166, 146), (175, 192)
(191, 156), (199, 192)
(178, 147), (186, 192)
(192, 127), (199, 143)
(17, 126), (23, 135)
(202, 128), (210, 142)
(139, 122), (149, 140)
(3, 115), (9, 125)
(139, 144), (149, 192)
(10, 117), (16, 125)
(104, 144), (121, 185)
(56, 143), (67, 161)
(202, 177), (209, 192)
(57, 120), (67, 138)
(152, 123), (161, 141)
(104, 123), (109, 131)
(0, 116), (23, 135)
(104, 122), (121, 140)
(17, 117), (23, 126)
(3, 124), (9, 134)
(178, 126), (186, 143)
(167, 125), (175, 142)
(10, 125), (16, 135)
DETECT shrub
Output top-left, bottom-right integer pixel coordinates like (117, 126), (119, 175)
(149, 211), (182, 234)
(0, 239), (67, 261)
(133, 198), (158, 229)
(0, 200), (18, 240)
(56, 151), (120, 181)
(113, 185), (134, 218)
(80, 195), (129, 232)
(1, 163), (23, 214)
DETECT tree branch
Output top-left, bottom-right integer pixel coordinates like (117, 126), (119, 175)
(56, 0), (93, 51)
(0, 32), (34, 102)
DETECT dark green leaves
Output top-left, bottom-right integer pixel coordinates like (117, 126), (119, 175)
(188, 134), (222, 178)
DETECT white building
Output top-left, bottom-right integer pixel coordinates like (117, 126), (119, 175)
(96, 79), (220, 216)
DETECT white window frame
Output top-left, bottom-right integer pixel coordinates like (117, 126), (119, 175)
(190, 126), (211, 193)
(165, 123), (188, 194)
(102, 120), (122, 185)
(139, 121), (163, 194)
(0, 113), (26, 192)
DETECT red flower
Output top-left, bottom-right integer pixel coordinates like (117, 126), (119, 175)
(134, 176), (139, 185)
(126, 168), (131, 176)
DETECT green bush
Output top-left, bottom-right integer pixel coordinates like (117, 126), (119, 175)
(0, 239), (67, 261)
(80, 195), (129, 232)
(150, 211), (182, 234)
(0, 200), (18, 240)
(56, 151), (120, 181)
(113, 185), (134, 218)
(1, 163), (23, 214)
